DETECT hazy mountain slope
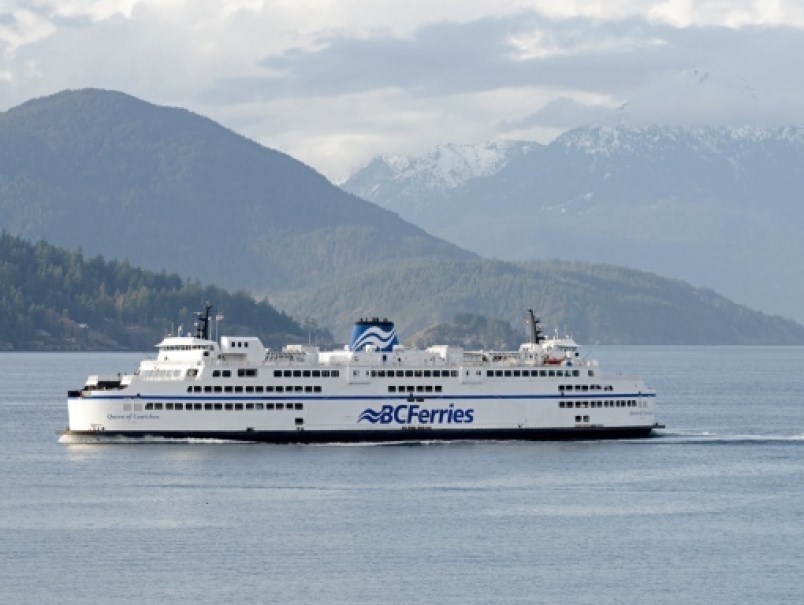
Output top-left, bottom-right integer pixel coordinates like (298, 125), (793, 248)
(343, 126), (804, 323)
(272, 257), (804, 345)
(0, 89), (473, 293)
(3, 90), (802, 344)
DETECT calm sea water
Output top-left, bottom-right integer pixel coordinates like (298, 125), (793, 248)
(1, 347), (802, 604)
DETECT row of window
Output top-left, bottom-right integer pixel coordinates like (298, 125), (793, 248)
(273, 369), (341, 378)
(559, 400), (639, 408)
(122, 400), (642, 413)
(212, 369), (258, 377)
(187, 385), (323, 394)
(140, 368), (199, 380)
(388, 385), (444, 393)
(559, 384), (614, 392)
(150, 366), (593, 381)
(368, 368), (584, 379)
(141, 369), (183, 379)
(161, 344), (214, 351)
(209, 369), (343, 379)
(486, 368), (587, 378)
(369, 369), (459, 378)
(128, 402), (305, 411)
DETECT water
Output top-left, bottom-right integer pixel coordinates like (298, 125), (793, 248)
(1, 348), (802, 604)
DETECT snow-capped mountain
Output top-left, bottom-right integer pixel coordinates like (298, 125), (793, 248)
(343, 140), (540, 216)
(342, 125), (804, 323)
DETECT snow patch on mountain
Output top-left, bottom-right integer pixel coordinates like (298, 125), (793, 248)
(343, 140), (542, 214)
(392, 140), (538, 190)
(556, 125), (804, 158)
(361, 140), (539, 192)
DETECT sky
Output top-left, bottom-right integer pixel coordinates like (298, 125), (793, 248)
(1, 0), (804, 181)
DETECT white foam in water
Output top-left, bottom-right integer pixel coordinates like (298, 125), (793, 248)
(654, 429), (804, 444)
(58, 433), (250, 445)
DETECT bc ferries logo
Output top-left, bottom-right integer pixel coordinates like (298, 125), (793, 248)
(349, 319), (399, 352)
(358, 403), (474, 425)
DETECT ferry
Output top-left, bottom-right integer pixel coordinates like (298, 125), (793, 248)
(62, 306), (660, 443)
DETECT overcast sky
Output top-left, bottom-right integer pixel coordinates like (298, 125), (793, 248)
(1, 1), (803, 180)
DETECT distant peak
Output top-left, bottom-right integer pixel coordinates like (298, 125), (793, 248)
(553, 124), (804, 156)
(360, 140), (540, 191)
(9, 88), (149, 112)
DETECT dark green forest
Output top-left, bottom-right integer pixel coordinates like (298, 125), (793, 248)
(0, 233), (315, 350)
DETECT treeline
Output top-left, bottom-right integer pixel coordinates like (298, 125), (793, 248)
(0, 233), (318, 350)
(408, 313), (526, 350)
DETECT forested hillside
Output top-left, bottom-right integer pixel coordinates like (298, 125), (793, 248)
(407, 313), (526, 350)
(274, 257), (804, 345)
(0, 233), (315, 350)
(0, 89), (471, 294)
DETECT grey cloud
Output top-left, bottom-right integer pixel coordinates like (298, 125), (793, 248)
(49, 13), (99, 29)
(201, 13), (804, 129)
(203, 16), (526, 102)
(501, 97), (622, 130)
(201, 13), (675, 103)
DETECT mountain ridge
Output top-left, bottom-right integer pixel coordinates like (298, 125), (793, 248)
(343, 125), (804, 323)
(271, 256), (804, 345)
(2, 89), (802, 344)
(0, 88), (473, 294)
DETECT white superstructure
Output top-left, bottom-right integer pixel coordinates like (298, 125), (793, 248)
(63, 307), (660, 442)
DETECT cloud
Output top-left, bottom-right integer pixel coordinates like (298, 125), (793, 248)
(0, 6), (57, 53)
(200, 14), (804, 127)
(201, 14), (676, 103)
(501, 97), (622, 130)
(1, 2), (804, 178)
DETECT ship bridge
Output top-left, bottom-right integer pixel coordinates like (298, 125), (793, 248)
(155, 336), (218, 362)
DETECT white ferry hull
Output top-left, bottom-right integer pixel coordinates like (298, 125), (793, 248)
(62, 308), (660, 444)
(64, 390), (658, 443)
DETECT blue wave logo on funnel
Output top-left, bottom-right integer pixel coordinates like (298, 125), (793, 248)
(349, 318), (399, 352)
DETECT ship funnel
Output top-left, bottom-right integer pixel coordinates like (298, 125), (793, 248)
(526, 308), (546, 345)
(348, 318), (399, 352)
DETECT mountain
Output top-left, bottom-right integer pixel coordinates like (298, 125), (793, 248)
(0, 89), (473, 294)
(271, 257), (804, 345)
(2, 89), (803, 344)
(343, 126), (804, 323)
(342, 140), (540, 215)
(4, 228), (802, 348)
